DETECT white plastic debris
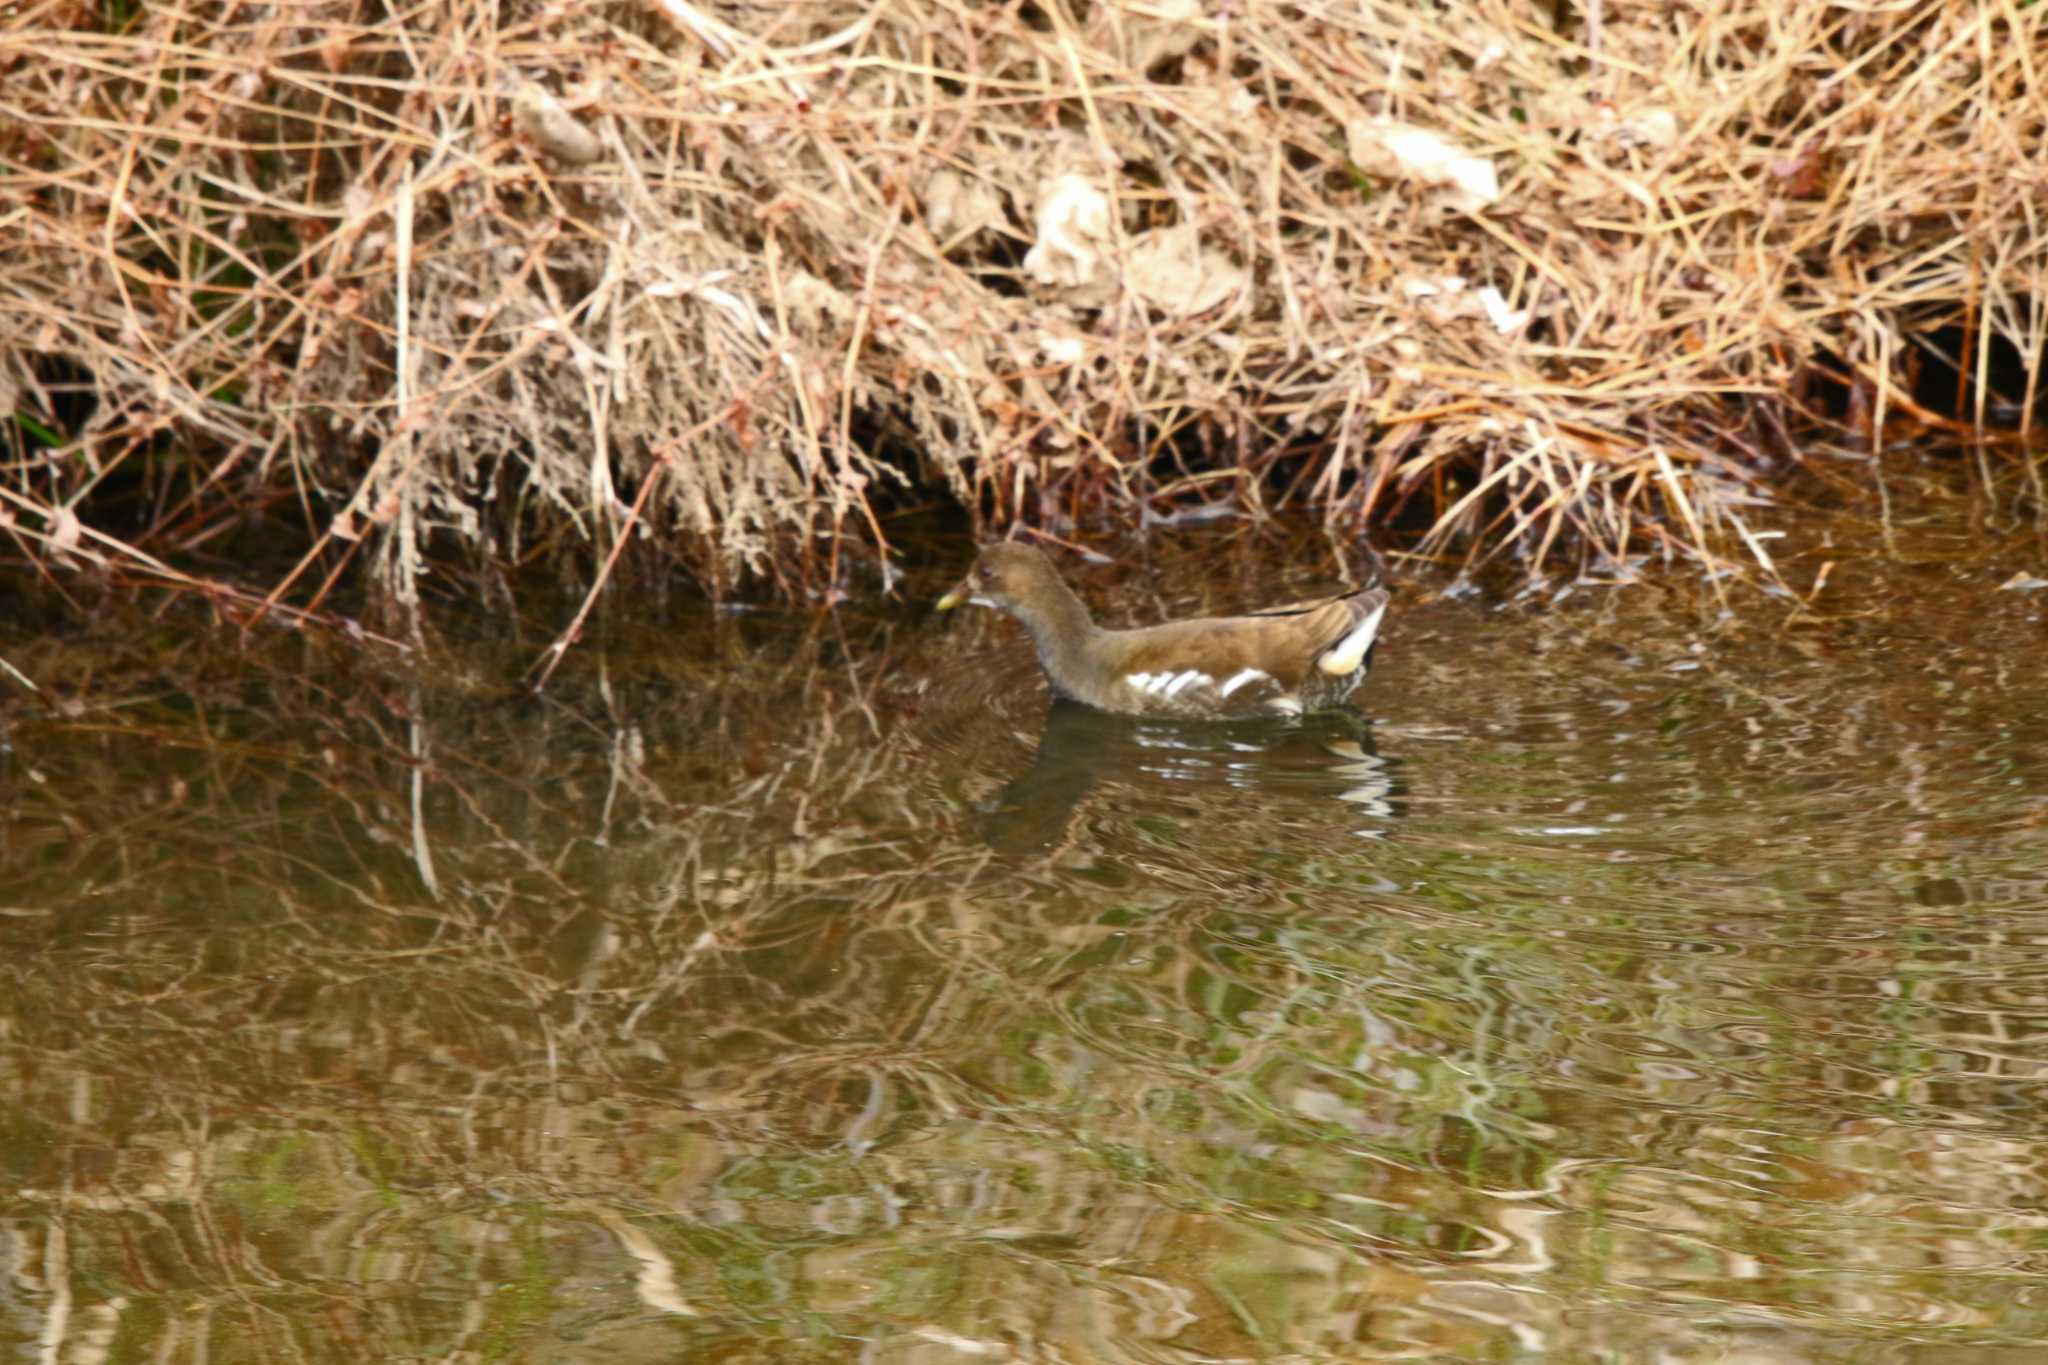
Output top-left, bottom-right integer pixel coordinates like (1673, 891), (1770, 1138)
(1347, 119), (1500, 213)
(1477, 285), (1530, 334)
(1399, 274), (1528, 333)
(1039, 333), (1089, 365)
(1023, 173), (1115, 300)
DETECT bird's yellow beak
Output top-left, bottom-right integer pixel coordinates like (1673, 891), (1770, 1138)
(936, 580), (970, 611)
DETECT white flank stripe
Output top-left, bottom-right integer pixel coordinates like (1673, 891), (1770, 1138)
(1125, 672), (1155, 692)
(1219, 667), (1268, 698)
(1269, 696), (1304, 716)
(1163, 670), (1210, 698)
(1145, 673), (1176, 694)
(1318, 600), (1387, 677)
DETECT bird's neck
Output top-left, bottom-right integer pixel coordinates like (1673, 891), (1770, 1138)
(1015, 580), (1100, 682)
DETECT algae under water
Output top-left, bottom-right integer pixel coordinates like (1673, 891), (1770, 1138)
(6, 489), (2048, 1361)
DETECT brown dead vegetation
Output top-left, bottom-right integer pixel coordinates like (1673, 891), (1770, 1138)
(1, 0), (2043, 621)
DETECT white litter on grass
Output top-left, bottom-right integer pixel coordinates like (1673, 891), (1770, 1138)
(1039, 333), (1090, 366)
(1478, 286), (1530, 334)
(1348, 119), (1501, 213)
(1023, 173), (1114, 299)
(1402, 275), (1528, 333)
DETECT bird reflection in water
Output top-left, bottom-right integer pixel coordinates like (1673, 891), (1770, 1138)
(980, 699), (1402, 855)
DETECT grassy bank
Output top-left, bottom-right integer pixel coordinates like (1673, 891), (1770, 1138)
(2, 0), (2042, 622)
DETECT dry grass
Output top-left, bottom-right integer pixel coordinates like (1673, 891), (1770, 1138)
(2, 0), (2044, 617)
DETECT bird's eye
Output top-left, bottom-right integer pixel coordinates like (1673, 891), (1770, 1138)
(976, 566), (991, 581)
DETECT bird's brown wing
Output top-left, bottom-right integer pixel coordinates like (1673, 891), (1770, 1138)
(1087, 588), (1385, 715)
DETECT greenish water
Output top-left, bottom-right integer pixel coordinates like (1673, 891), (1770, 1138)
(7, 498), (2048, 1362)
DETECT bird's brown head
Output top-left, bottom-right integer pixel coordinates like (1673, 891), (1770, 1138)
(936, 542), (1067, 617)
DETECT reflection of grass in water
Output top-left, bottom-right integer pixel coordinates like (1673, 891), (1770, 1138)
(476, 1211), (561, 1359)
(11, 515), (2048, 1353)
(218, 1134), (315, 1228)
(343, 1130), (407, 1208)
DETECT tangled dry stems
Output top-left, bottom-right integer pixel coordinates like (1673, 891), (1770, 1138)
(2, 0), (2043, 617)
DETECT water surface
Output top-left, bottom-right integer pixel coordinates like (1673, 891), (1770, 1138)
(7, 497), (2048, 1361)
